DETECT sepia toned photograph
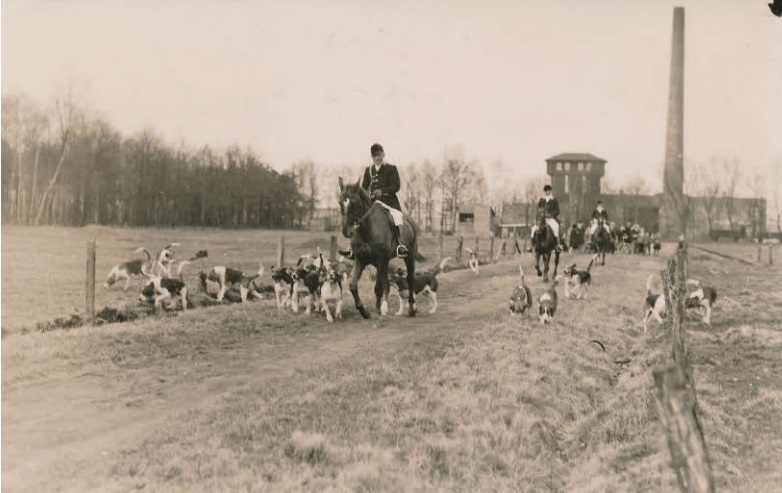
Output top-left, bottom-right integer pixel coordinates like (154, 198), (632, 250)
(2, 1), (781, 491)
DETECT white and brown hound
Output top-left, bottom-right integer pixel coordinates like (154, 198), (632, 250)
(105, 247), (152, 290)
(319, 268), (344, 322)
(538, 276), (560, 324)
(465, 248), (479, 274)
(389, 257), (450, 315)
(200, 264), (265, 303)
(685, 279), (717, 325)
(139, 261), (190, 312)
(509, 265), (533, 317)
(563, 254), (596, 300)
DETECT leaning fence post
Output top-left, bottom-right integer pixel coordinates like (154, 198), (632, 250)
(86, 241), (96, 320)
(769, 244), (774, 265)
(329, 235), (337, 262)
(489, 235), (495, 262)
(456, 235), (464, 263)
(757, 243), (762, 263)
(653, 365), (715, 493)
(277, 236), (285, 267)
(438, 232), (444, 261)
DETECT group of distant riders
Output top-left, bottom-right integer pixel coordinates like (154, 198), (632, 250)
(526, 184), (661, 256)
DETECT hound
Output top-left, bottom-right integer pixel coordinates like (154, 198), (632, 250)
(152, 243), (181, 278)
(271, 266), (294, 309)
(643, 274), (666, 333)
(537, 276), (560, 324)
(319, 268), (344, 322)
(291, 264), (323, 315)
(465, 248), (479, 274)
(139, 261), (190, 312)
(509, 265), (533, 316)
(199, 264), (265, 303)
(389, 257), (451, 315)
(563, 254), (596, 299)
(104, 247), (152, 290)
(685, 279), (717, 325)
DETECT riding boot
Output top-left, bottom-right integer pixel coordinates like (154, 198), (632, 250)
(395, 226), (409, 257)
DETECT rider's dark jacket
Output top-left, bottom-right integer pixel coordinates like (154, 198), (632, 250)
(537, 197), (560, 220)
(361, 163), (402, 211)
(591, 208), (609, 221)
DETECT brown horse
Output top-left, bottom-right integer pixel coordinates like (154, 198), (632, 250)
(533, 207), (560, 282)
(593, 218), (611, 266)
(338, 177), (421, 319)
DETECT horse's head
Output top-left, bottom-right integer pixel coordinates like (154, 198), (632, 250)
(536, 207), (548, 228)
(338, 176), (372, 238)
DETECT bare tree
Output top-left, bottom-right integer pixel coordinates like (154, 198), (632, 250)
(289, 160), (317, 228)
(420, 160), (438, 233)
(773, 159), (782, 236)
(34, 90), (83, 225)
(439, 158), (480, 232)
(745, 170), (766, 240)
(690, 159), (722, 232)
(521, 176), (546, 229)
(625, 173), (649, 224)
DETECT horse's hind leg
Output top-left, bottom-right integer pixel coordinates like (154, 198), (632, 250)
(405, 257), (417, 317)
(349, 263), (370, 319)
(375, 262), (389, 316)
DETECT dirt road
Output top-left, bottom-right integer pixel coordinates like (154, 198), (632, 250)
(2, 261), (527, 493)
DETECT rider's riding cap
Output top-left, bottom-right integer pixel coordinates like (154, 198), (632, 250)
(543, 184), (552, 192)
(370, 143), (384, 156)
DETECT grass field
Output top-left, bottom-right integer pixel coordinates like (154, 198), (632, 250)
(2, 226), (781, 492)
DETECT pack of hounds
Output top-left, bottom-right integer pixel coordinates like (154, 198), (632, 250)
(107, 243), (717, 329)
(105, 244), (449, 323)
(510, 253), (718, 328)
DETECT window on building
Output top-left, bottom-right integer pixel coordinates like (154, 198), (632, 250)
(556, 162), (562, 171)
(577, 162), (584, 171)
(586, 162), (592, 171)
(564, 162), (570, 171)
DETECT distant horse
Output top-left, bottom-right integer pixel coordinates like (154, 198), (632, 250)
(338, 177), (421, 319)
(593, 218), (612, 266)
(532, 208), (560, 282)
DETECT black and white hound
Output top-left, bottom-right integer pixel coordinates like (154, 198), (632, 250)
(685, 279), (717, 325)
(319, 268), (344, 322)
(643, 274), (666, 333)
(389, 257), (451, 315)
(139, 261), (190, 312)
(199, 264), (265, 303)
(563, 254), (596, 300)
(151, 243), (181, 278)
(271, 266), (294, 309)
(291, 264), (323, 315)
(509, 265), (533, 316)
(105, 247), (152, 290)
(538, 277), (559, 324)
(465, 248), (479, 274)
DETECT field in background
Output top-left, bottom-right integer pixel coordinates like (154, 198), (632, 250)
(1, 226), (473, 332)
(2, 228), (781, 492)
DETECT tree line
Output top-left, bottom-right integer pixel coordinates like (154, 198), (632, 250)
(2, 92), (305, 228)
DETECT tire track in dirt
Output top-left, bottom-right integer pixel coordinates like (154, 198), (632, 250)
(2, 262), (515, 493)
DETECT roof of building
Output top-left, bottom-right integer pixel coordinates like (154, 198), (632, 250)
(546, 153), (606, 163)
(500, 203), (527, 226)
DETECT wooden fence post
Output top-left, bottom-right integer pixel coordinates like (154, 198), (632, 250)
(757, 243), (762, 263)
(456, 235), (464, 263)
(329, 235), (337, 262)
(489, 235), (495, 262)
(653, 365), (715, 493)
(86, 241), (96, 320)
(277, 236), (285, 267)
(438, 232), (444, 261)
(769, 244), (774, 265)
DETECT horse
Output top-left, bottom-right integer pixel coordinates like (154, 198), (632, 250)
(532, 208), (560, 282)
(593, 218), (612, 266)
(338, 177), (421, 319)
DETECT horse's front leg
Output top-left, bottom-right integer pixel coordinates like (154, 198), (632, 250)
(404, 257), (417, 317)
(349, 262), (369, 319)
(553, 251), (560, 279)
(534, 252), (543, 277)
(375, 262), (389, 316)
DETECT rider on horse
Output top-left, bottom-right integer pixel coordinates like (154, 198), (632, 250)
(587, 200), (611, 242)
(527, 184), (564, 252)
(340, 143), (409, 259)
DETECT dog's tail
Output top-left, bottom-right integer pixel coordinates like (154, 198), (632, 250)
(646, 274), (656, 296)
(518, 265), (527, 286)
(163, 243), (181, 250)
(176, 260), (191, 279)
(198, 271), (208, 292)
(189, 250), (208, 261)
(434, 257), (451, 275)
(586, 254), (597, 272)
(135, 247), (152, 262)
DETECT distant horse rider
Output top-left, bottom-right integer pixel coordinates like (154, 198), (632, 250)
(527, 184), (564, 252)
(588, 200), (611, 241)
(340, 143), (409, 259)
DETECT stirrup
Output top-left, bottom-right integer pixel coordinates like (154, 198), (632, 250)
(338, 249), (354, 260)
(396, 245), (409, 258)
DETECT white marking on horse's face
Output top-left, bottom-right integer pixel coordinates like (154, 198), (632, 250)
(342, 198), (350, 211)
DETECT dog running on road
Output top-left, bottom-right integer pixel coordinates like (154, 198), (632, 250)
(390, 257), (451, 315)
(563, 254), (596, 300)
(538, 276), (559, 324)
(509, 265), (533, 317)
(465, 248), (479, 274)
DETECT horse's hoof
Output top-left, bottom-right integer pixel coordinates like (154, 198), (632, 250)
(409, 309), (417, 317)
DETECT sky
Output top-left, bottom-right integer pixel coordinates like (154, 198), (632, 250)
(2, 0), (781, 198)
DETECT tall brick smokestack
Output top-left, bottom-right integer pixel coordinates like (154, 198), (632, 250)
(663, 7), (685, 237)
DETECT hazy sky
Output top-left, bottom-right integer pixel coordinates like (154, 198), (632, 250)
(3, 0), (781, 196)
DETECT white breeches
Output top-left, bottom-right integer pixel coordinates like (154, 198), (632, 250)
(530, 219), (559, 238)
(376, 201), (404, 226)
